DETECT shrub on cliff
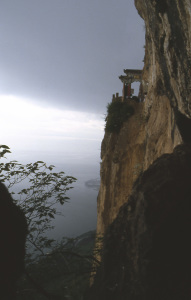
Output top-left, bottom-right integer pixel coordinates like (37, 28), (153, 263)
(105, 100), (134, 133)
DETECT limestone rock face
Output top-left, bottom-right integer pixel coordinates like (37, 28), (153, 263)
(97, 96), (181, 235)
(90, 0), (191, 297)
(135, 0), (191, 160)
(135, 0), (191, 117)
(97, 102), (145, 235)
(88, 144), (191, 299)
(96, 0), (191, 238)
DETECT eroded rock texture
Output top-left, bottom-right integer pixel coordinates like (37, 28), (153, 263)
(88, 144), (191, 300)
(96, 0), (191, 238)
(97, 102), (146, 235)
(91, 0), (191, 297)
(0, 182), (28, 299)
(135, 0), (191, 137)
(136, 0), (191, 113)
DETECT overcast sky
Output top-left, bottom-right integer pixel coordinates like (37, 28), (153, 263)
(0, 0), (145, 112)
(0, 0), (145, 156)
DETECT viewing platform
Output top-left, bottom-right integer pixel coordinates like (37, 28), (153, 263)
(119, 69), (142, 101)
(112, 69), (146, 103)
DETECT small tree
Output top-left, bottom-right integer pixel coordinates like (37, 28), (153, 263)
(0, 145), (101, 299)
(0, 145), (77, 262)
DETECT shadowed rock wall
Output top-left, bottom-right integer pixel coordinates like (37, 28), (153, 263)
(0, 182), (28, 299)
(87, 144), (191, 299)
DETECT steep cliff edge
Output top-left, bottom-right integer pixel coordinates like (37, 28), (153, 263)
(88, 0), (191, 299)
(136, 0), (191, 145)
(135, 0), (191, 118)
(88, 144), (191, 299)
(97, 96), (181, 236)
(97, 0), (186, 237)
(97, 102), (145, 234)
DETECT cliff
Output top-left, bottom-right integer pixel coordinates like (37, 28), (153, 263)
(97, 96), (181, 236)
(88, 144), (191, 299)
(87, 0), (191, 299)
(97, 0), (186, 237)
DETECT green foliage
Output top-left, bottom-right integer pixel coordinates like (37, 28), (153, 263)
(0, 145), (101, 299)
(0, 144), (11, 158)
(0, 145), (77, 262)
(105, 100), (134, 133)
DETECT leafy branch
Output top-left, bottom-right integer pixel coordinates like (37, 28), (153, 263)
(0, 145), (77, 262)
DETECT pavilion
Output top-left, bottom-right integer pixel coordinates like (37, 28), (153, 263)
(119, 69), (142, 101)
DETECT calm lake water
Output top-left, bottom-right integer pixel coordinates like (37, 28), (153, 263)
(50, 161), (100, 239)
(7, 139), (101, 240)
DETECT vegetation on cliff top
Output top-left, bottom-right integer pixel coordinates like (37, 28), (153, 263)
(105, 100), (134, 133)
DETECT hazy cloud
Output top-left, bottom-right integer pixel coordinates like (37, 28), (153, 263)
(0, 95), (104, 152)
(0, 0), (145, 114)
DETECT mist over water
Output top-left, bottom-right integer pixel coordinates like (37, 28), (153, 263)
(8, 139), (101, 239)
(50, 160), (100, 239)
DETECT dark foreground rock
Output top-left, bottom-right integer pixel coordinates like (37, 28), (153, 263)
(86, 144), (191, 300)
(0, 182), (28, 299)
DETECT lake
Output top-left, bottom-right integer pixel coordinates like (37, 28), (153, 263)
(50, 161), (100, 239)
(5, 139), (101, 240)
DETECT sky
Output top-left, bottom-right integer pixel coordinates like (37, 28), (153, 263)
(0, 0), (145, 156)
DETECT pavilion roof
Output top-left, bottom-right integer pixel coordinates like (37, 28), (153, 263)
(124, 69), (142, 75)
(119, 69), (142, 84)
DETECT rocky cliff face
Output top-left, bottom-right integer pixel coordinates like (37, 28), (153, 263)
(97, 96), (181, 236)
(88, 0), (191, 299)
(97, 0), (188, 237)
(136, 0), (191, 117)
(88, 144), (191, 299)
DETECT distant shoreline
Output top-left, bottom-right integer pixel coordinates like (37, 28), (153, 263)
(85, 178), (100, 191)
